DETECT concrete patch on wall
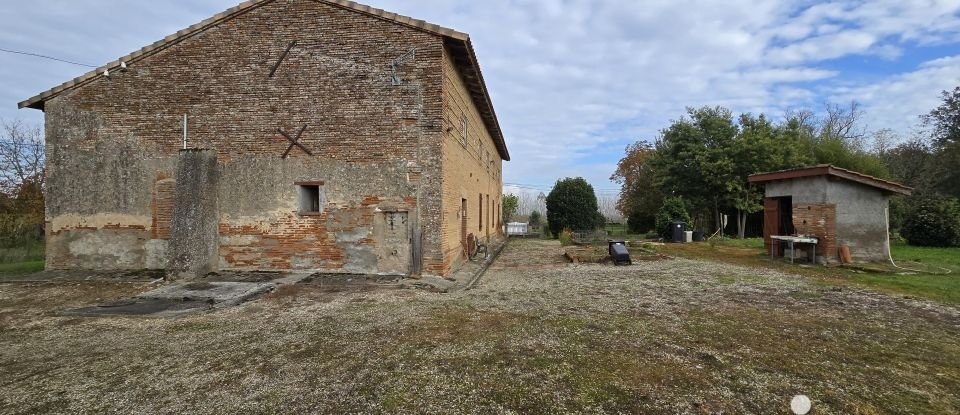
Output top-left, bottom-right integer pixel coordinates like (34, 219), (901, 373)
(336, 227), (377, 274)
(167, 149), (220, 279)
(144, 239), (168, 270)
(47, 228), (151, 270)
(49, 213), (153, 233)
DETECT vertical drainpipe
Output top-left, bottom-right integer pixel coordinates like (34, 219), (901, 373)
(411, 68), (425, 277)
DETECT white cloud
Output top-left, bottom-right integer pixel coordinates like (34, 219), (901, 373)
(830, 55), (960, 133)
(2, 0), (960, 190)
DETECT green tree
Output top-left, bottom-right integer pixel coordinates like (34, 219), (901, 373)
(611, 142), (662, 233)
(546, 177), (602, 238)
(922, 87), (960, 199)
(651, 106), (738, 232)
(728, 114), (811, 238)
(655, 196), (692, 239)
(502, 194), (519, 224)
(900, 195), (960, 247)
(528, 210), (542, 229)
(924, 86), (960, 147)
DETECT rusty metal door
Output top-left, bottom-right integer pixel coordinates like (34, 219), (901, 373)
(375, 211), (410, 274)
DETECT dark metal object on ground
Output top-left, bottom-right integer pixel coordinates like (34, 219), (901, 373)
(465, 233), (488, 260)
(608, 240), (632, 265)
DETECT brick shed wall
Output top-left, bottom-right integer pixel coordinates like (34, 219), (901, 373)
(792, 203), (837, 261)
(42, 0), (454, 275)
(439, 46), (504, 275)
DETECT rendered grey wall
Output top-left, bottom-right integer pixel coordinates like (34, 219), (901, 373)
(763, 176), (828, 203)
(827, 179), (891, 262)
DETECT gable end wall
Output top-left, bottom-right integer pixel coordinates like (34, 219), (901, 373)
(42, 0), (449, 275)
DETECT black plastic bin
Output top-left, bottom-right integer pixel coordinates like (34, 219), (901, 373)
(671, 221), (687, 243)
(608, 240), (631, 265)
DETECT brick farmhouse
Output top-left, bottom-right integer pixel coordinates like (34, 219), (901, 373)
(18, 0), (509, 278)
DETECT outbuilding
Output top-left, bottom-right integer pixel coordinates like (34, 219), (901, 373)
(748, 165), (912, 263)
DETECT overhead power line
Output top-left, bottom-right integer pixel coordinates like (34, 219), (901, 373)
(0, 47), (97, 68)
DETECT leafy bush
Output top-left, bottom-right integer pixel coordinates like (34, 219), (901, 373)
(558, 228), (573, 247)
(627, 210), (655, 234)
(546, 177), (603, 238)
(529, 210), (542, 229)
(900, 196), (960, 247)
(655, 196), (692, 239)
(502, 194), (519, 224)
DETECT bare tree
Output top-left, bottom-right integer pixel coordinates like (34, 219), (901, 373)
(0, 119), (45, 249)
(820, 101), (867, 144)
(596, 193), (621, 222)
(0, 118), (45, 195)
(516, 191), (538, 216)
(870, 128), (901, 156)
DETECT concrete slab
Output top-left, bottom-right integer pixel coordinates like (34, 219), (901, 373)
(138, 281), (274, 307)
(63, 299), (210, 318)
(300, 273), (404, 286)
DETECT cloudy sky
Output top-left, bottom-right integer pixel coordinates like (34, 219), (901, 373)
(2, 1), (960, 197)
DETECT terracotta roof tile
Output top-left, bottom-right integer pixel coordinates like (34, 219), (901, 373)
(748, 164), (912, 195)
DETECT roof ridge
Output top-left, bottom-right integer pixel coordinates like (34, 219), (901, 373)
(16, 0), (508, 160)
(748, 164), (912, 195)
(16, 0), (468, 110)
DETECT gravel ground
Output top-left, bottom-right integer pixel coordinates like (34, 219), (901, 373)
(0, 239), (957, 414)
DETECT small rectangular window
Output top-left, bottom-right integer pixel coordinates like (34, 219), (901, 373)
(296, 181), (325, 215)
(460, 113), (468, 145)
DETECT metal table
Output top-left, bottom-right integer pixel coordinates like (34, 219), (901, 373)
(771, 235), (818, 264)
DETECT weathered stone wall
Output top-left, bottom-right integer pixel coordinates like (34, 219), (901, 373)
(439, 46), (504, 275)
(41, 0), (464, 275)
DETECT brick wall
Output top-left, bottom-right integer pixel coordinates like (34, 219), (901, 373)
(151, 179), (176, 240)
(792, 203), (837, 261)
(438, 46), (504, 275)
(40, 0), (478, 275)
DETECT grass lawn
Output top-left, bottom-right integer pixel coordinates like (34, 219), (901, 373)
(853, 242), (960, 304)
(668, 237), (960, 305)
(0, 260), (44, 275)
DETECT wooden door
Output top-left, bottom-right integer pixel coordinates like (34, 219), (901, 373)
(763, 197), (779, 255)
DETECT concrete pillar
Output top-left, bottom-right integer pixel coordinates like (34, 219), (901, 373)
(167, 149), (220, 280)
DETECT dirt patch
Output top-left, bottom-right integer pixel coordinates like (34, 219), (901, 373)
(0, 238), (957, 414)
